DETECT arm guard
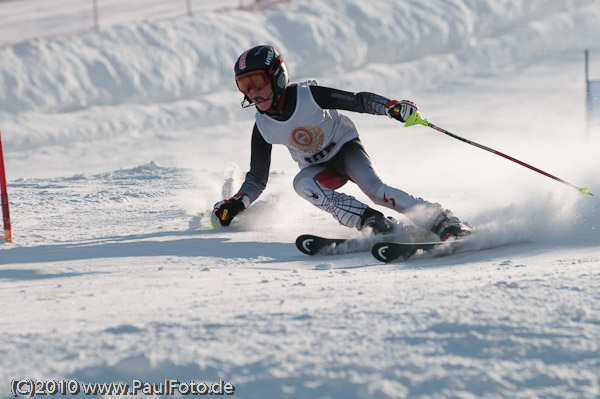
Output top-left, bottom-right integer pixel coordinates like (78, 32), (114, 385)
(309, 85), (391, 116)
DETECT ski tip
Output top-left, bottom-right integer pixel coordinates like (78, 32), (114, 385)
(371, 241), (444, 263)
(295, 235), (318, 255)
(371, 243), (395, 263)
(371, 242), (414, 263)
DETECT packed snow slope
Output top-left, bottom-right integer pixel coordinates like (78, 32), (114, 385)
(1, 0), (600, 398)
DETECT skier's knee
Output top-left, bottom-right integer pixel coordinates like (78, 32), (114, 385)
(293, 173), (310, 196)
(293, 173), (321, 203)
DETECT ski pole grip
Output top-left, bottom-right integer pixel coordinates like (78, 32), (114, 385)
(404, 111), (429, 128)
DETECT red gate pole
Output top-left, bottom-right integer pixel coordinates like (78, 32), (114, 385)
(0, 129), (13, 243)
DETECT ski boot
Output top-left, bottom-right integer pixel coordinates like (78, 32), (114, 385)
(430, 209), (472, 241)
(358, 207), (396, 235)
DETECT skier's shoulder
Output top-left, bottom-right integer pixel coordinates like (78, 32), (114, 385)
(297, 80), (341, 103)
(290, 80), (344, 98)
(302, 81), (350, 98)
(298, 79), (331, 92)
(300, 79), (318, 87)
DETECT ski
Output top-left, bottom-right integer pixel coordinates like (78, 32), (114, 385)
(295, 227), (437, 256)
(371, 241), (442, 263)
(371, 237), (472, 262)
(295, 234), (374, 256)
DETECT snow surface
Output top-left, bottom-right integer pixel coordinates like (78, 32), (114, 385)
(1, 0), (600, 398)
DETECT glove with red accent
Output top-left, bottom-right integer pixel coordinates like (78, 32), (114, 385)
(211, 193), (250, 227)
(386, 100), (419, 123)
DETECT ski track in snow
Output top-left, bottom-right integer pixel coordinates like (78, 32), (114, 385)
(1, 0), (600, 398)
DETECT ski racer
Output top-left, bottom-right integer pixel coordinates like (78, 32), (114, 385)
(212, 45), (469, 240)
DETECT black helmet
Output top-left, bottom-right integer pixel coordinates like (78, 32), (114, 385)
(234, 45), (290, 107)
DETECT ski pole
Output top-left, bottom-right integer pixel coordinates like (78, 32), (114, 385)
(404, 112), (593, 196)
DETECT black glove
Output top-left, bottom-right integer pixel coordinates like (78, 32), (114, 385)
(211, 193), (250, 227)
(386, 100), (419, 123)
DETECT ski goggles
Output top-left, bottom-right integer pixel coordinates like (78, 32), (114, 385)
(235, 70), (270, 94)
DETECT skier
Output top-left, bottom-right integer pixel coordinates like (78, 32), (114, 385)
(212, 45), (469, 240)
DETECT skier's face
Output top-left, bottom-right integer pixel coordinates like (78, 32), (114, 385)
(248, 81), (273, 111)
(236, 70), (274, 111)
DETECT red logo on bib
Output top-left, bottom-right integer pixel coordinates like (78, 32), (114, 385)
(289, 126), (324, 154)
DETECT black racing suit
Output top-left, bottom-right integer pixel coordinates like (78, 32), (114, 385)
(235, 83), (446, 231)
(238, 84), (391, 203)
